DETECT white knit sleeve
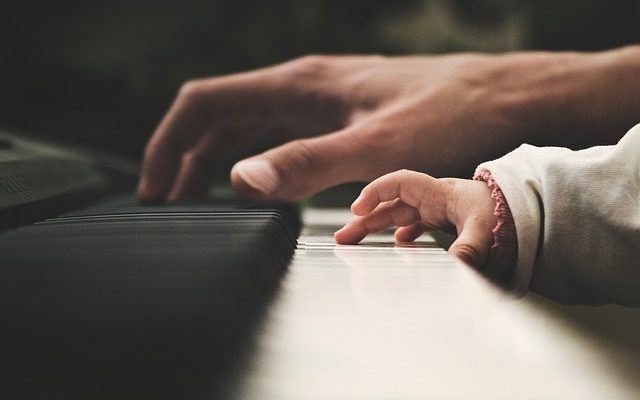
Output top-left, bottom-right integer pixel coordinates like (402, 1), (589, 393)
(475, 123), (640, 305)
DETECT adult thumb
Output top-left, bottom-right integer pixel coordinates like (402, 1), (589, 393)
(230, 129), (367, 201)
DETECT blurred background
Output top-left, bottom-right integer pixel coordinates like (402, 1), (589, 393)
(1, 0), (639, 161)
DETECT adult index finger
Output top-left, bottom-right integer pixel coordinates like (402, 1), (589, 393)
(137, 81), (211, 202)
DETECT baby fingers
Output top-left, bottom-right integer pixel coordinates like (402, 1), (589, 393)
(394, 223), (429, 243)
(334, 199), (419, 244)
(350, 169), (451, 227)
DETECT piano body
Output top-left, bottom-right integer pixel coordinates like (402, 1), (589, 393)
(1, 131), (640, 399)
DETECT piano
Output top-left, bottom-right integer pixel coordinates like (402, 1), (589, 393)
(1, 130), (640, 399)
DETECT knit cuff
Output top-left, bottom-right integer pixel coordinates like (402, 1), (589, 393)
(473, 171), (518, 283)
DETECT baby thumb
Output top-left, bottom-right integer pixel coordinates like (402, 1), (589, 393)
(448, 217), (494, 268)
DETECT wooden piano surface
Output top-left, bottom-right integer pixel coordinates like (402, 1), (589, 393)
(225, 208), (640, 399)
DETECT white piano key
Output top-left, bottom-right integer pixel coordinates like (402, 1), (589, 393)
(231, 208), (639, 400)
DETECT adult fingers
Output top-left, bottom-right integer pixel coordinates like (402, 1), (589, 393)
(137, 82), (211, 202)
(166, 132), (233, 201)
(334, 199), (419, 244)
(138, 57), (355, 203)
(230, 125), (373, 201)
(448, 216), (494, 268)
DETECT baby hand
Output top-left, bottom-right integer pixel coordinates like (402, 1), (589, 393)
(334, 169), (499, 269)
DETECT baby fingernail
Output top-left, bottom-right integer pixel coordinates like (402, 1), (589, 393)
(351, 194), (364, 211)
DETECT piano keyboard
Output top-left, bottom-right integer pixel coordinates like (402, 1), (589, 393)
(1, 204), (639, 399)
(224, 209), (640, 400)
(0, 195), (300, 397)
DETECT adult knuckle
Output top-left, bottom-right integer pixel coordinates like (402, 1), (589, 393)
(287, 139), (319, 171)
(293, 54), (332, 69)
(178, 80), (206, 104)
(182, 152), (197, 169)
(182, 152), (209, 174)
(283, 55), (335, 81)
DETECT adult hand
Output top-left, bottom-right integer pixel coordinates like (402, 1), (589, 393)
(137, 48), (640, 202)
(334, 170), (508, 277)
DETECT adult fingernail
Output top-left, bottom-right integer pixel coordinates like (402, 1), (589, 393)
(233, 159), (279, 196)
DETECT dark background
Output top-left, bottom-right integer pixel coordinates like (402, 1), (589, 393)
(1, 0), (639, 161)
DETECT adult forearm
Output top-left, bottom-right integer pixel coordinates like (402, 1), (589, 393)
(587, 45), (640, 142)
(494, 45), (640, 149)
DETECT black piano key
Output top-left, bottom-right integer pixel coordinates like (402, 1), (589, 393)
(0, 195), (301, 398)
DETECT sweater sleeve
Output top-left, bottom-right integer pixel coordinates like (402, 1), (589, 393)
(475, 123), (640, 305)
